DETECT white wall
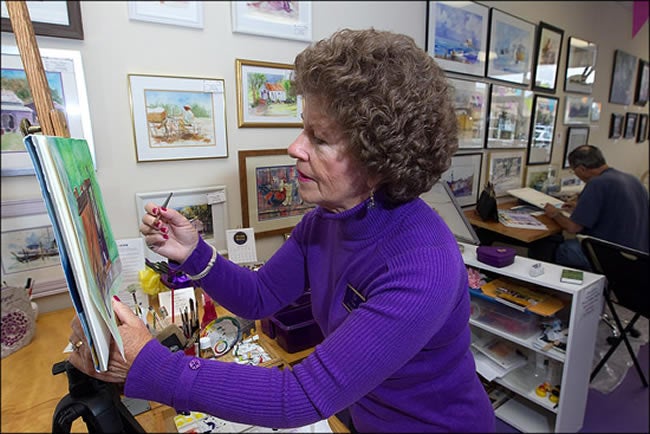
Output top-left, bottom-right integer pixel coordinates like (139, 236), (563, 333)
(1, 1), (648, 310)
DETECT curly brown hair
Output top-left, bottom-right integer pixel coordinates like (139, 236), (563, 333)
(292, 28), (458, 204)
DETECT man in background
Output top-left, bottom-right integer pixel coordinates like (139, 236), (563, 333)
(544, 144), (649, 271)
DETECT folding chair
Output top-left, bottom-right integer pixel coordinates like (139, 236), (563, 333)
(578, 235), (649, 387)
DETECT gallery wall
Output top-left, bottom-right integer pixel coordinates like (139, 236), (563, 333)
(1, 1), (647, 311)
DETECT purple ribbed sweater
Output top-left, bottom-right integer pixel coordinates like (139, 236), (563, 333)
(125, 194), (495, 432)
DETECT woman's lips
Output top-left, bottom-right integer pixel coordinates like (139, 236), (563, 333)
(297, 170), (313, 182)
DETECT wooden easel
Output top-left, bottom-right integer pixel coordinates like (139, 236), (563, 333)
(6, 1), (70, 138)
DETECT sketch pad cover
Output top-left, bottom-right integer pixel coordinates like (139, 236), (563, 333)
(24, 135), (123, 372)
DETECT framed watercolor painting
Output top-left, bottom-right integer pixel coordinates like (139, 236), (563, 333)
(525, 165), (558, 191)
(239, 149), (315, 238)
(128, 74), (228, 162)
(1, 1), (83, 39)
(1, 45), (95, 176)
(425, 1), (489, 77)
(528, 95), (559, 165)
(127, 1), (203, 28)
(448, 78), (489, 149)
(135, 186), (229, 261)
(623, 112), (638, 139)
(440, 152), (483, 207)
(235, 59), (303, 128)
(634, 59), (649, 106)
(486, 84), (534, 149)
(564, 95), (593, 125)
(487, 150), (526, 197)
(609, 113), (624, 139)
(532, 22), (564, 93)
(564, 37), (597, 94)
(563, 126), (589, 168)
(609, 49), (637, 105)
(486, 8), (536, 86)
(1, 198), (67, 299)
(637, 114), (649, 143)
(231, 1), (312, 42)
(590, 101), (602, 123)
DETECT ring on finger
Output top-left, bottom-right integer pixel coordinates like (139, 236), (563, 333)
(71, 339), (84, 350)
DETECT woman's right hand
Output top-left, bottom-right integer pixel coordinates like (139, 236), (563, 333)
(139, 202), (199, 264)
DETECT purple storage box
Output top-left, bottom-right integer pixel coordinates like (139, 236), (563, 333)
(260, 291), (312, 340)
(476, 246), (516, 268)
(270, 304), (324, 353)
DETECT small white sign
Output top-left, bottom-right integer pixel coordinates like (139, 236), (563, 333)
(226, 228), (257, 264)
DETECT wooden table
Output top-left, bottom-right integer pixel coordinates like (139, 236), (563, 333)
(1, 306), (348, 433)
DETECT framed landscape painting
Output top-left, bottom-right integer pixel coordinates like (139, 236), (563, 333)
(448, 78), (489, 149)
(440, 152), (483, 207)
(564, 37), (597, 94)
(487, 150), (526, 197)
(486, 84), (534, 149)
(425, 1), (489, 77)
(609, 49), (637, 105)
(486, 8), (536, 86)
(525, 165), (558, 191)
(564, 126), (589, 168)
(564, 95), (593, 125)
(532, 22), (564, 93)
(528, 95), (559, 165)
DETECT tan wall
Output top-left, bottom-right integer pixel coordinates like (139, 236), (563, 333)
(1, 1), (647, 311)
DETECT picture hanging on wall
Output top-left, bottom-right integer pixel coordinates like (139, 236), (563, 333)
(127, 1), (203, 28)
(609, 113), (624, 139)
(634, 59), (649, 106)
(623, 112), (638, 139)
(532, 22), (564, 93)
(564, 36), (597, 94)
(448, 78), (489, 149)
(231, 1), (312, 42)
(486, 9), (536, 86)
(525, 164), (558, 192)
(128, 74), (228, 162)
(590, 101), (602, 123)
(235, 59), (303, 128)
(439, 152), (483, 207)
(609, 49), (637, 105)
(637, 114), (648, 142)
(1, 45), (95, 176)
(425, 1), (489, 77)
(238, 149), (316, 238)
(487, 150), (526, 197)
(528, 95), (559, 165)
(564, 95), (593, 125)
(563, 126), (589, 168)
(1, 1), (84, 39)
(486, 84), (534, 149)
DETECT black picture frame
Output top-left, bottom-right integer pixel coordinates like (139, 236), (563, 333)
(564, 36), (597, 94)
(532, 22), (564, 93)
(564, 126), (590, 168)
(527, 95), (559, 165)
(609, 49), (637, 105)
(1, 1), (83, 40)
(609, 113), (624, 139)
(634, 59), (649, 107)
(623, 113), (638, 139)
(636, 114), (648, 143)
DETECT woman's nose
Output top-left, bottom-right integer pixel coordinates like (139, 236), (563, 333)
(288, 131), (308, 160)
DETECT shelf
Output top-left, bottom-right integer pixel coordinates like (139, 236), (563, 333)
(496, 396), (555, 433)
(494, 367), (559, 413)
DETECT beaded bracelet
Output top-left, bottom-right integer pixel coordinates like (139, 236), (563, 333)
(187, 244), (217, 281)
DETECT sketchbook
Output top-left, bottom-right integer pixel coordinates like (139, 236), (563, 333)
(24, 135), (123, 372)
(506, 187), (565, 210)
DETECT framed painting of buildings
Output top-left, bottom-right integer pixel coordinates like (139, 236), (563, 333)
(425, 1), (489, 77)
(487, 150), (526, 197)
(448, 78), (489, 149)
(128, 74), (228, 161)
(528, 95), (559, 165)
(440, 152), (483, 207)
(486, 84), (534, 149)
(235, 59), (303, 128)
(1, 46), (94, 176)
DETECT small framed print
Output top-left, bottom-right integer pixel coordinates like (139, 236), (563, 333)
(487, 150), (526, 197)
(127, 1), (203, 28)
(525, 164), (559, 191)
(486, 8), (536, 86)
(238, 149), (315, 238)
(637, 114), (649, 143)
(425, 1), (489, 77)
(135, 186), (229, 261)
(634, 59), (649, 106)
(609, 113), (624, 139)
(528, 95), (559, 165)
(564, 126), (589, 168)
(1, 1), (84, 39)
(448, 78), (489, 149)
(231, 1), (312, 42)
(486, 84), (534, 149)
(564, 36), (597, 94)
(564, 95), (593, 125)
(609, 49), (637, 105)
(440, 152), (483, 207)
(623, 112), (638, 139)
(235, 59), (303, 128)
(590, 101), (602, 123)
(532, 22), (564, 93)
(128, 74), (228, 162)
